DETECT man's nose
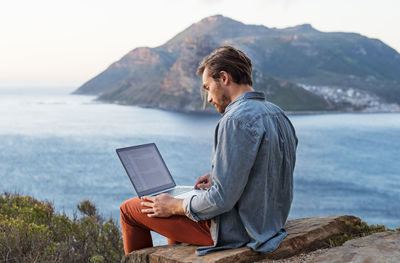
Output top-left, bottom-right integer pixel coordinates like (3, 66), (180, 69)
(207, 92), (212, 103)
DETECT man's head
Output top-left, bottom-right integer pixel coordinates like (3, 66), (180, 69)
(197, 46), (253, 114)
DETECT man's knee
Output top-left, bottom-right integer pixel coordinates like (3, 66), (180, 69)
(120, 196), (142, 216)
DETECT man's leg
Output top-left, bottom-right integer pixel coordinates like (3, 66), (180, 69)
(167, 238), (181, 245)
(120, 197), (213, 254)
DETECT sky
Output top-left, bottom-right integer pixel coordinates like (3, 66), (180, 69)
(1, 0), (399, 88)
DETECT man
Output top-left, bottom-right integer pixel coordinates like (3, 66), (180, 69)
(120, 46), (298, 256)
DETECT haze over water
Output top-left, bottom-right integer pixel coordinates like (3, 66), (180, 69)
(1, 87), (399, 242)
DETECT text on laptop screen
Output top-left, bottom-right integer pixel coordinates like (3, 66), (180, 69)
(118, 144), (174, 193)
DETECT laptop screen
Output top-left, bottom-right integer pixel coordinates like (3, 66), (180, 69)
(116, 143), (176, 197)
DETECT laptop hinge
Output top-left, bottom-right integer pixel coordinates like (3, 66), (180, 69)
(148, 187), (176, 197)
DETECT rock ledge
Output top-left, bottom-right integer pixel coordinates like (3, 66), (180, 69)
(268, 231), (400, 263)
(122, 215), (360, 263)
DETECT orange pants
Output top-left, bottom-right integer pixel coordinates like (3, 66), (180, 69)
(120, 197), (214, 254)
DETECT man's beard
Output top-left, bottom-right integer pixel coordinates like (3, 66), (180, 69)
(213, 83), (230, 114)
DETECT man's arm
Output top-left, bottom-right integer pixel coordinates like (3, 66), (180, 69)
(140, 194), (184, 217)
(183, 118), (261, 221)
(140, 118), (260, 220)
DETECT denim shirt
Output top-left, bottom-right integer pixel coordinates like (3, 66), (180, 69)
(182, 91), (298, 256)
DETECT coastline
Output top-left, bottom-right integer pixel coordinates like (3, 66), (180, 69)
(91, 96), (400, 116)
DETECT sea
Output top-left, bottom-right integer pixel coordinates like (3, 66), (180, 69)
(1, 87), (399, 245)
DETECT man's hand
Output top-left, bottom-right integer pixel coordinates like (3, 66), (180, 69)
(141, 194), (184, 218)
(194, 173), (211, 189)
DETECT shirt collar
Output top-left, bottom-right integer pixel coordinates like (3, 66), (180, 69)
(223, 91), (265, 115)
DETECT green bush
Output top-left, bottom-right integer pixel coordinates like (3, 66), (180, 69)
(0, 192), (123, 263)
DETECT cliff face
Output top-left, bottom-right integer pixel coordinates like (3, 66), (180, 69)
(74, 15), (400, 112)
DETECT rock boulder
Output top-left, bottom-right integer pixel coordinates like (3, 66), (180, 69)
(121, 215), (360, 263)
(307, 231), (400, 263)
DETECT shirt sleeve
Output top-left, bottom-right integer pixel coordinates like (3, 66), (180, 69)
(183, 117), (261, 221)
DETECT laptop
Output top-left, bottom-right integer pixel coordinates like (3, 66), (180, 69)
(116, 143), (204, 199)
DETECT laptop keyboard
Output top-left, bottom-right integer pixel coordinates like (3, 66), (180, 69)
(161, 188), (191, 196)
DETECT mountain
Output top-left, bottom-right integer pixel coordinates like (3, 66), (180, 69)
(74, 15), (400, 112)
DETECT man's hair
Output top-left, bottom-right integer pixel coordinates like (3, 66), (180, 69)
(197, 46), (253, 86)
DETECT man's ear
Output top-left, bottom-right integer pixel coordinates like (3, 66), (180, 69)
(219, 71), (230, 85)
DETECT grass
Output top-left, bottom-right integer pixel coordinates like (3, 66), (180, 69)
(328, 217), (395, 247)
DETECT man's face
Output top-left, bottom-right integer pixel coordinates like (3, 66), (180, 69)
(202, 68), (230, 114)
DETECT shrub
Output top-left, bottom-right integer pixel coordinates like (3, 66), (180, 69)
(328, 217), (392, 247)
(0, 192), (123, 263)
